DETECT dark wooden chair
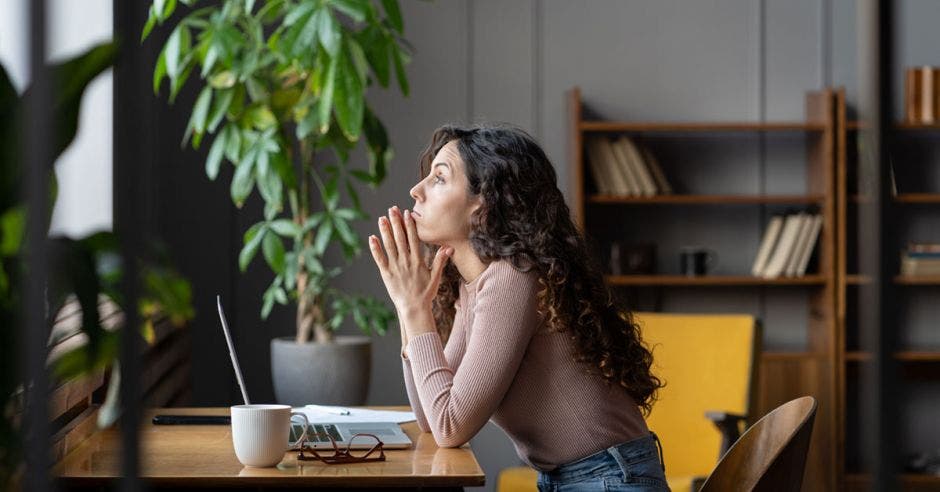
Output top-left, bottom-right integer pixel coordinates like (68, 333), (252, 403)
(699, 396), (817, 492)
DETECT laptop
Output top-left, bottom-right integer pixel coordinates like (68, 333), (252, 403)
(217, 296), (413, 449)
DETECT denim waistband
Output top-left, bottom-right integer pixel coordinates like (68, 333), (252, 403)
(543, 431), (665, 481)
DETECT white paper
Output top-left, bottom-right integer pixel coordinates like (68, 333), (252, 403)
(292, 405), (416, 424)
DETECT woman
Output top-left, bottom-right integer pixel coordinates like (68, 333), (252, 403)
(368, 123), (668, 491)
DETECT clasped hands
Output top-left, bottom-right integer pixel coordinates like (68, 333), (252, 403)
(368, 205), (453, 340)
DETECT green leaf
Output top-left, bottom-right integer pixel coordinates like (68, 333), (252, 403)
(269, 219), (301, 237)
(333, 41), (364, 140)
(191, 86), (213, 134)
(302, 211), (326, 232)
(207, 87), (234, 132)
(316, 7), (341, 57)
(223, 124), (241, 163)
(155, 0), (167, 20)
(331, 0), (369, 22)
(357, 26), (389, 87)
(380, 0), (403, 33)
(262, 232), (286, 273)
(333, 207), (365, 221)
(142, 5), (159, 42)
(332, 215), (357, 247)
(201, 41), (219, 78)
(245, 0), (256, 13)
(391, 44), (409, 96)
(165, 23), (188, 79)
(205, 127), (227, 180)
(0, 206), (26, 256)
(239, 224), (267, 271)
(153, 47), (168, 94)
(231, 148), (257, 207)
(248, 104), (277, 129)
(313, 219), (333, 255)
(317, 51), (338, 133)
(209, 70), (236, 89)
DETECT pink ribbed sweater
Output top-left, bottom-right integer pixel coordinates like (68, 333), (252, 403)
(401, 259), (649, 471)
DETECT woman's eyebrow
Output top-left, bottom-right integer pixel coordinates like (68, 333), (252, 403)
(433, 162), (450, 170)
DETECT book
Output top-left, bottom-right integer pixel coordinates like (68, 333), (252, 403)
(761, 212), (805, 279)
(639, 144), (673, 194)
(901, 254), (940, 276)
(922, 66), (936, 124)
(618, 136), (658, 196)
(908, 242), (940, 253)
(785, 213), (814, 277)
(794, 214), (823, 276)
(585, 136), (616, 195)
(751, 214), (785, 277)
(607, 136), (642, 195)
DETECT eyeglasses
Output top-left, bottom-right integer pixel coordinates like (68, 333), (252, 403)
(295, 432), (386, 464)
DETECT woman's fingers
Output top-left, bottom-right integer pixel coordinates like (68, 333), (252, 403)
(428, 246), (452, 294)
(403, 209), (422, 263)
(387, 207), (409, 259)
(368, 234), (387, 271)
(378, 215), (398, 261)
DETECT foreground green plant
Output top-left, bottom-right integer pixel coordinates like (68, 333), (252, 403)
(143, 0), (412, 343)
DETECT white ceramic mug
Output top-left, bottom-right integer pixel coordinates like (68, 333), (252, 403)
(230, 404), (308, 467)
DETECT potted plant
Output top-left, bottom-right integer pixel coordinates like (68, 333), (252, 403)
(142, 0), (410, 405)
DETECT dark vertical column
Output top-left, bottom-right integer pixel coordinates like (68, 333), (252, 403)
(23, 0), (51, 489)
(113, 1), (150, 489)
(857, 0), (899, 488)
(873, 0), (899, 488)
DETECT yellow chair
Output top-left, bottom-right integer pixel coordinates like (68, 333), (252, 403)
(496, 312), (759, 492)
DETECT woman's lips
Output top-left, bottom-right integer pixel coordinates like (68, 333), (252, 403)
(411, 210), (422, 218)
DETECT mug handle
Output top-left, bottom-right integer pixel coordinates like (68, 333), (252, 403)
(706, 249), (719, 271)
(288, 412), (309, 450)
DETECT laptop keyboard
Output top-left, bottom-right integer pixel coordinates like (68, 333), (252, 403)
(309, 424), (342, 443)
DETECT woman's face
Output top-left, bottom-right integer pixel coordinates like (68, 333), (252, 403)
(408, 139), (481, 246)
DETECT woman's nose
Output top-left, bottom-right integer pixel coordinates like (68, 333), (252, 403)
(409, 182), (422, 201)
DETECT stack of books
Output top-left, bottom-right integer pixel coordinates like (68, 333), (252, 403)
(901, 242), (940, 276)
(585, 135), (672, 196)
(751, 209), (823, 278)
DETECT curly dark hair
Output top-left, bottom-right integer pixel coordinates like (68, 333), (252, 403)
(416, 122), (663, 415)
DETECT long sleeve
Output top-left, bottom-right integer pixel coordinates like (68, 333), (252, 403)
(406, 262), (541, 448)
(401, 357), (431, 432)
(401, 306), (470, 434)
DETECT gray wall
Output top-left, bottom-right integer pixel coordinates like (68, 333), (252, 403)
(152, 1), (940, 489)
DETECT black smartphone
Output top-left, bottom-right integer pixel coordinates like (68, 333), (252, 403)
(152, 414), (231, 425)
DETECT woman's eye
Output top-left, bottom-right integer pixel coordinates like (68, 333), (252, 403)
(434, 175), (444, 184)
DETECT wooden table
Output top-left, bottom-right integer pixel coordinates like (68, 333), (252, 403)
(54, 406), (486, 489)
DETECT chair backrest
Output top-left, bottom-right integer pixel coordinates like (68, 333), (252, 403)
(700, 396), (817, 492)
(635, 312), (760, 479)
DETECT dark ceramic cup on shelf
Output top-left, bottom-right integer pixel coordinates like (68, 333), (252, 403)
(679, 246), (718, 276)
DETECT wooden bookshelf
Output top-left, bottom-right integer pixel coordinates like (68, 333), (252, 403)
(568, 87), (839, 491)
(837, 90), (940, 490)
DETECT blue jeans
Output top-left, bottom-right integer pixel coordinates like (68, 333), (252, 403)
(536, 432), (669, 491)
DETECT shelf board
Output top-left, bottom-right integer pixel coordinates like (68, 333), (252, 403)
(587, 194), (824, 205)
(846, 274), (872, 285)
(845, 275), (940, 285)
(895, 121), (940, 130)
(579, 121), (826, 132)
(847, 120), (940, 130)
(845, 351), (940, 362)
(605, 274), (826, 286)
(895, 275), (940, 285)
(848, 193), (940, 203)
(896, 193), (940, 204)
